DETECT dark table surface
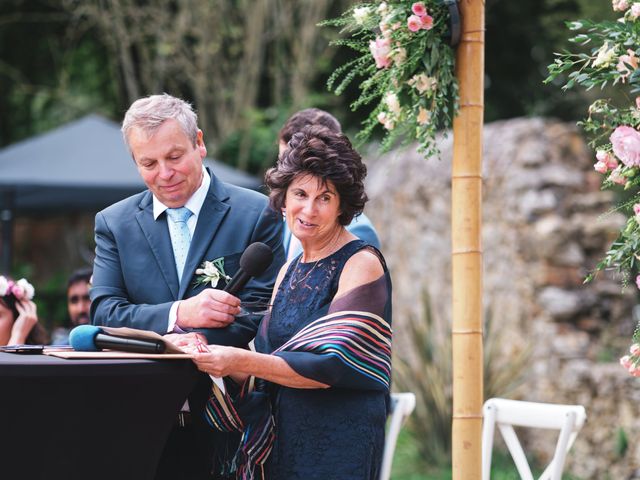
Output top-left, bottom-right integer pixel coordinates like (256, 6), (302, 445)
(0, 352), (201, 480)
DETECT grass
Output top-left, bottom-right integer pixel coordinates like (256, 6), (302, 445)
(390, 430), (584, 480)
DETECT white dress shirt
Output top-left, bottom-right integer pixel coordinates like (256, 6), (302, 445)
(152, 167), (211, 332)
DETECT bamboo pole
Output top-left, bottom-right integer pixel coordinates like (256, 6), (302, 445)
(451, 1), (485, 479)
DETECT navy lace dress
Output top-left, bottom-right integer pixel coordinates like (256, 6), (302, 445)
(254, 240), (392, 480)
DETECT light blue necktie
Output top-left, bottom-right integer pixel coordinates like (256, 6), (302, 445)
(166, 207), (193, 281)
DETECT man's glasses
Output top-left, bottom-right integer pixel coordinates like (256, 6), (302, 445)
(69, 294), (90, 305)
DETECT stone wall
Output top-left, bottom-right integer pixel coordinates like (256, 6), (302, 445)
(364, 117), (640, 478)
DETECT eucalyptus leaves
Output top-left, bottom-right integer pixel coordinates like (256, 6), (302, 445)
(323, 1), (459, 157)
(546, 1), (640, 374)
(546, 3), (640, 287)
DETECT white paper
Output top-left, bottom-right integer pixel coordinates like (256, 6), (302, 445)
(210, 375), (226, 394)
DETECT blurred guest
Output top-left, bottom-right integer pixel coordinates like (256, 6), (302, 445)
(50, 267), (92, 345)
(278, 108), (381, 259)
(0, 275), (48, 346)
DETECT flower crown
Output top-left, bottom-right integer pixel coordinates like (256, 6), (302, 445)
(0, 276), (35, 301)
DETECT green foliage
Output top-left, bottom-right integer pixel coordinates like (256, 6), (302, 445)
(546, 5), (640, 288)
(215, 106), (293, 176)
(322, 1), (458, 157)
(0, 0), (118, 147)
(615, 426), (629, 458)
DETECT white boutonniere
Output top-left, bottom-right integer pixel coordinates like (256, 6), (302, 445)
(195, 257), (231, 288)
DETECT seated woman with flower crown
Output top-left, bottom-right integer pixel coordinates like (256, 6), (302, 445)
(168, 125), (392, 480)
(0, 275), (48, 346)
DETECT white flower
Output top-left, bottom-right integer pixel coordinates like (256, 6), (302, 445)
(408, 73), (437, 94)
(384, 92), (401, 115)
(0, 276), (8, 297)
(353, 6), (370, 25)
(377, 2), (388, 15)
(195, 261), (222, 287)
(16, 278), (35, 300)
(391, 46), (407, 64)
(592, 42), (617, 68)
(377, 111), (396, 130)
(417, 107), (431, 125)
(195, 258), (231, 288)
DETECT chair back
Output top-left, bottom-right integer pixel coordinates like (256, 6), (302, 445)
(379, 392), (416, 480)
(482, 397), (586, 480)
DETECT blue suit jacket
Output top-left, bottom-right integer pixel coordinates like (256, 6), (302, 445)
(91, 169), (285, 347)
(283, 212), (381, 258)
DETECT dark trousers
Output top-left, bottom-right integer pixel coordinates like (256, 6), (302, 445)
(155, 421), (217, 480)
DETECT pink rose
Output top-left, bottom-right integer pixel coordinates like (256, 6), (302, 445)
(617, 49), (638, 79)
(596, 150), (618, 170)
(621, 355), (633, 369)
(631, 343), (640, 355)
(631, 3), (640, 18)
(609, 169), (628, 185)
(412, 2), (427, 16)
(594, 161), (608, 173)
(420, 14), (434, 30)
(10, 283), (25, 300)
(407, 14), (422, 32)
(613, 0), (630, 11)
(369, 37), (392, 69)
(636, 274), (640, 290)
(611, 125), (640, 166)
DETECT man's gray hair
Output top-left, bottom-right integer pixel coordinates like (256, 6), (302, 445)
(121, 93), (199, 151)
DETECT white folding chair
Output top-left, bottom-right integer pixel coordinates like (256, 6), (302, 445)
(482, 398), (586, 480)
(379, 392), (416, 480)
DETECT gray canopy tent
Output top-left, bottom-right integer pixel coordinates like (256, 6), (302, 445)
(0, 114), (261, 272)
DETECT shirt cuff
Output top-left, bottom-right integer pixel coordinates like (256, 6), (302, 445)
(168, 301), (181, 333)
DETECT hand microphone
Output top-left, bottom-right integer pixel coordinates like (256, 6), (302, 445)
(224, 242), (274, 295)
(69, 325), (166, 354)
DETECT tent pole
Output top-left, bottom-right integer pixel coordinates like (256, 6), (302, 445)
(1, 191), (14, 274)
(451, 0), (485, 479)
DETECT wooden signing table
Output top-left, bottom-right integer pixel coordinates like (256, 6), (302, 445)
(0, 352), (200, 480)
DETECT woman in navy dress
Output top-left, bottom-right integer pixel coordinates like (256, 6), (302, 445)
(182, 126), (392, 479)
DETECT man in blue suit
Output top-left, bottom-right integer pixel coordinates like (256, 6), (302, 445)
(90, 93), (285, 479)
(277, 108), (381, 260)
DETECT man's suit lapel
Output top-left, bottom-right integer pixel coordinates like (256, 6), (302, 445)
(179, 172), (230, 298)
(135, 192), (180, 299)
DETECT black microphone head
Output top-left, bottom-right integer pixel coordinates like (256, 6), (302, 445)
(69, 325), (101, 351)
(239, 242), (274, 276)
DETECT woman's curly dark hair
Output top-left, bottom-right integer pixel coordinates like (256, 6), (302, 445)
(265, 125), (368, 226)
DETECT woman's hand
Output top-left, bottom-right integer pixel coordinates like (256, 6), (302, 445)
(190, 345), (244, 377)
(9, 300), (38, 345)
(163, 332), (207, 350)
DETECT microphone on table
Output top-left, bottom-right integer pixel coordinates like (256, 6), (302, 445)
(224, 242), (274, 295)
(69, 325), (166, 354)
